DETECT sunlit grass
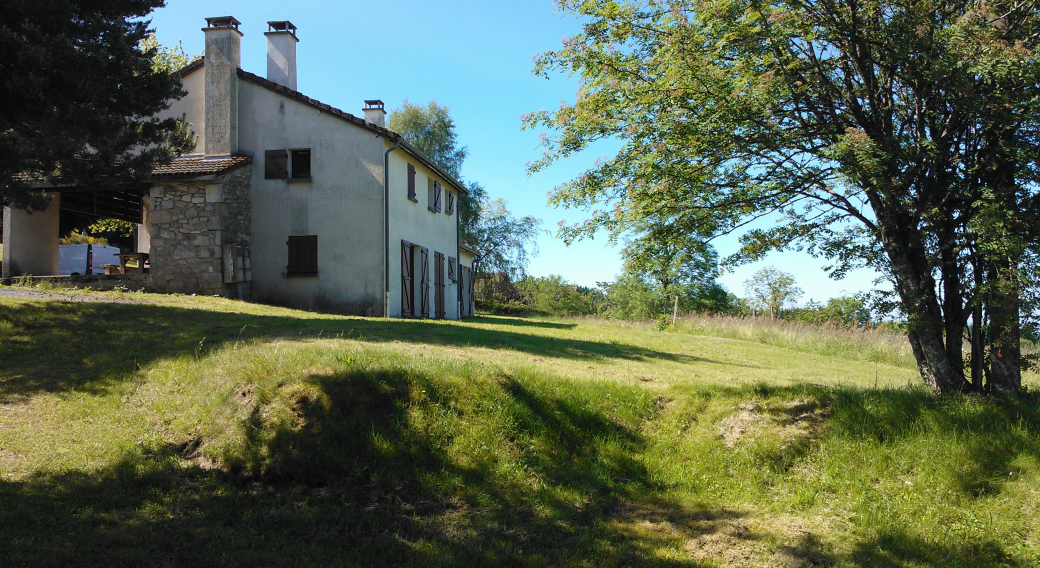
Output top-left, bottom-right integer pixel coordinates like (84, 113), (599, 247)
(672, 313), (916, 368)
(1, 289), (1038, 567)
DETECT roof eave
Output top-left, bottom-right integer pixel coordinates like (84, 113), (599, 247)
(395, 139), (468, 195)
(184, 59), (469, 195)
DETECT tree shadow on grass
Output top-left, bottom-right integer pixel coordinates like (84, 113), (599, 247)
(0, 365), (746, 567)
(823, 387), (1040, 498)
(0, 301), (729, 403)
(847, 530), (1024, 567)
(468, 315), (579, 330)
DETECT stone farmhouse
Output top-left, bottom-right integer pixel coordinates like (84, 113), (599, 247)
(1, 16), (478, 319)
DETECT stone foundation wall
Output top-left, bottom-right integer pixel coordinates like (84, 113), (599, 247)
(147, 167), (251, 296)
(3, 273), (152, 292)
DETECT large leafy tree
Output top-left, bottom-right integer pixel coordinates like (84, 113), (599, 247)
(744, 267), (803, 320)
(0, 0), (195, 210)
(388, 100), (468, 179)
(472, 198), (542, 288)
(525, 0), (1040, 394)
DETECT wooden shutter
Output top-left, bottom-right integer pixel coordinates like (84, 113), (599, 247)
(265, 150), (288, 179)
(468, 262), (477, 315)
(462, 267), (472, 317)
(401, 241), (414, 317)
(287, 235), (318, 275)
(420, 247), (430, 318)
(446, 191), (455, 215)
(434, 252), (446, 319)
(448, 257), (456, 282)
(407, 164), (416, 202)
(434, 182), (442, 213)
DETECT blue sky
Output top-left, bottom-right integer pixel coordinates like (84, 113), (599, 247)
(150, 0), (882, 303)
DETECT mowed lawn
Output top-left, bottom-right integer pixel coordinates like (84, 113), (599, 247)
(1, 289), (1038, 567)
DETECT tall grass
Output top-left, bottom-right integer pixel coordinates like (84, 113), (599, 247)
(673, 313), (916, 368)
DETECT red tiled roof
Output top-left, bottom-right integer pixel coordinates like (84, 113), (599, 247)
(151, 155), (252, 178)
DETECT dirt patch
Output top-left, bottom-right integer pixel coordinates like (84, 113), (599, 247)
(719, 402), (762, 447)
(612, 501), (831, 567)
(233, 383), (256, 408)
(686, 519), (829, 567)
(718, 399), (830, 447)
(173, 436), (221, 471)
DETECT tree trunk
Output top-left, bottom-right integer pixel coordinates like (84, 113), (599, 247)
(875, 208), (969, 394)
(970, 302), (985, 391)
(987, 263), (1021, 393)
(940, 232), (966, 374)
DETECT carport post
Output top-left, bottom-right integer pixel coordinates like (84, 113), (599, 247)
(1, 194), (61, 279)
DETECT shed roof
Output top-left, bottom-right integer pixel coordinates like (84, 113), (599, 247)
(151, 155), (252, 178)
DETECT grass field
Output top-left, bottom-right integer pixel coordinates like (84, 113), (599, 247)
(1, 288), (1038, 567)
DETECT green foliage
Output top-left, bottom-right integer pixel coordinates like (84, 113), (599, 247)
(0, 0), (196, 210)
(388, 99), (468, 180)
(472, 198), (542, 299)
(743, 267), (803, 319)
(514, 274), (601, 316)
(88, 218), (137, 238)
(790, 295), (873, 327)
(59, 231), (109, 246)
(139, 33), (191, 73)
(525, 0), (1040, 393)
(600, 271), (731, 320)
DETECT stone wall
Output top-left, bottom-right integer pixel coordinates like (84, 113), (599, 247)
(147, 167), (251, 296)
(2, 273), (152, 292)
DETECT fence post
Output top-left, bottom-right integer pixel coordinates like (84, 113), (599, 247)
(672, 295), (679, 327)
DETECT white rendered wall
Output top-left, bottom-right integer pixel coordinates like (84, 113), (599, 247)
(239, 81), (386, 315)
(387, 146), (460, 320)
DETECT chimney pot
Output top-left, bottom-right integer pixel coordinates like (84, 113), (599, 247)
(363, 100), (386, 128)
(265, 21), (299, 91)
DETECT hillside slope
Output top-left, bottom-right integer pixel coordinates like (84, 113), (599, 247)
(1, 289), (1038, 567)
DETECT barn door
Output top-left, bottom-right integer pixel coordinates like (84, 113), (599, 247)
(420, 247), (430, 318)
(434, 252), (446, 319)
(401, 240), (414, 317)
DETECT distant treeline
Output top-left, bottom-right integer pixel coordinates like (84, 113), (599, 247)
(476, 273), (886, 328)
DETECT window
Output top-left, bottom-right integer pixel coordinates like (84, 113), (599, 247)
(265, 150), (288, 179)
(290, 149), (311, 180)
(407, 164), (417, 202)
(428, 180), (442, 213)
(266, 149), (310, 180)
(286, 235), (318, 276)
(446, 191), (455, 215)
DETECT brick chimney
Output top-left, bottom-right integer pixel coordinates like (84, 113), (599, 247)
(203, 16), (242, 158)
(364, 100), (386, 128)
(265, 21), (298, 90)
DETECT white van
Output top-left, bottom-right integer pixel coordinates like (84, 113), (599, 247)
(58, 244), (121, 276)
